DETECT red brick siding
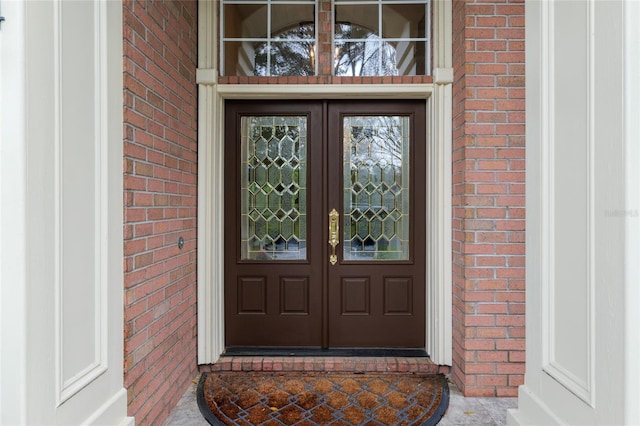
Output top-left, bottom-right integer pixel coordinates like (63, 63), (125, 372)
(123, 1), (198, 424)
(201, 357), (449, 374)
(218, 76), (434, 84)
(451, 0), (525, 397)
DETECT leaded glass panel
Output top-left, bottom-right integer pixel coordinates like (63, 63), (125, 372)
(241, 116), (307, 260)
(343, 116), (410, 260)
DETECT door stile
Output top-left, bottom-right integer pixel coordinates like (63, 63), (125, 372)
(321, 100), (330, 349)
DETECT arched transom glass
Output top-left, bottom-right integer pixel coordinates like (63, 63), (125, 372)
(334, 0), (430, 76)
(220, 0), (431, 77)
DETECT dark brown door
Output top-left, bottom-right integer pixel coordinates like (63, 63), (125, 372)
(224, 100), (425, 348)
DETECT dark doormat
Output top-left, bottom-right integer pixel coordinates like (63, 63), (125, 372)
(197, 371), (449, 425)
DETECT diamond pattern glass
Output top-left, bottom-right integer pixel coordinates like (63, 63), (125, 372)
(343, 116), (410, 260)
(241, 116), (307, 260)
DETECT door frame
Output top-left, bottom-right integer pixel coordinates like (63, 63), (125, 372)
(196, 0), (453, 366)
(223, 100), (427, 349)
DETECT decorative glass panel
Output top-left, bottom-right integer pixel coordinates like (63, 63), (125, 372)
(241, 116), (307, 260)
(334, 0), (430, 76)
(343, 116), (410, 260)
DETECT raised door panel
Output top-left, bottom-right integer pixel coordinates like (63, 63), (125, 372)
(341, 278), (371, 315)
(237, 277), (267, 314)
(383, 278), (413, 315)
(280, 277), (310, 315)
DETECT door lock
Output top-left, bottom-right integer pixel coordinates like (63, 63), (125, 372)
(328, 209), (339, 265)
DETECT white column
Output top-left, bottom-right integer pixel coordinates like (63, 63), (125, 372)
(508, 0), (638, 424)
(0, 1), (28, 423)
(1, 1), (132, 424)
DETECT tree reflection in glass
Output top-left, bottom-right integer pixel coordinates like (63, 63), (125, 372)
(334, 23), (399, 76)
(254, 23), (316, 77)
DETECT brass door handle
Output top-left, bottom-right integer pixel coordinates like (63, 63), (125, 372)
(328, 209), (339, 265)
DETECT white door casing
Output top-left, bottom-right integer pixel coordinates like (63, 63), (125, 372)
(197, 0), (453, 365)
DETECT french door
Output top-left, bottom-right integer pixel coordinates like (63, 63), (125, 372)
(224, 100), (426, 348)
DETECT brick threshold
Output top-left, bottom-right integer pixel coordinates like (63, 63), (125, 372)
(200, 356), (450, 375)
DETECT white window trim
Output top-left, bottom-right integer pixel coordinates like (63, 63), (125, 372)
(197, 0), (452, 365)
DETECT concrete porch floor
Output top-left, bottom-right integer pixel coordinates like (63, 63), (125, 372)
(163, 376), (518, 425)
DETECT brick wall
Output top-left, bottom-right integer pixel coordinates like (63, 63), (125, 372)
(123, 1), (198, 424)
(451, 0), (525, 397)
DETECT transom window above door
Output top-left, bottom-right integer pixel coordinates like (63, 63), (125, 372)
(220, 0), (431, 77)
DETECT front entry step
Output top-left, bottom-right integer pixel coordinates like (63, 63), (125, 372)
(200, 356), (449, 375)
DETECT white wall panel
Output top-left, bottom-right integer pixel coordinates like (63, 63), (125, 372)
(542, 0), (593, 403)
(56, 0), (108, 403)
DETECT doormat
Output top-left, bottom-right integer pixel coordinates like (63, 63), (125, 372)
(197, 371), (449, 425)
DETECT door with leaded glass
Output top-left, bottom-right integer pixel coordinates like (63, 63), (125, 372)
(224, 100), (425, 348)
